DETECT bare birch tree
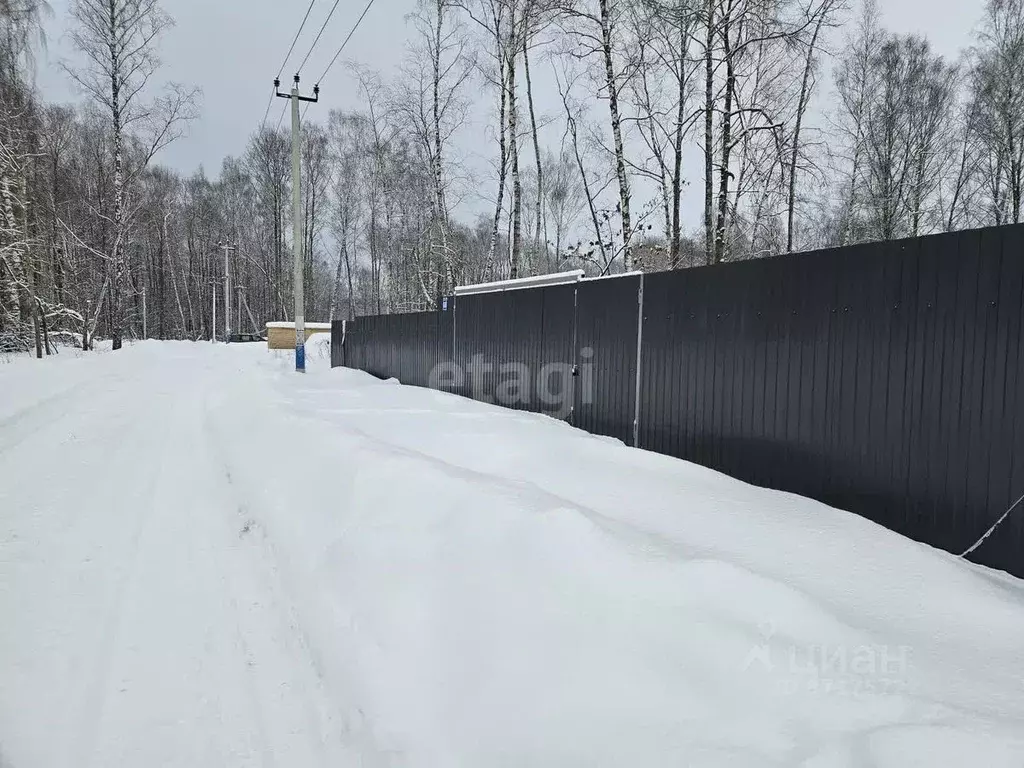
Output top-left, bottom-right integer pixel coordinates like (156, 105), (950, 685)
(858, 35), (954, 240)
(403, 0), (474, 293)
(785, 0), (842, 252)
(831, 0), (881, 244)
(625, 0), (698, 267)
(0, 0), (48, 350)
(557, 0), (635, 269)
(64, 0), (197, 349)
(972, 0), (1024, 224)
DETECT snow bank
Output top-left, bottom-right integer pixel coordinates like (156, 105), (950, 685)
(265, 321), (332, 329)
(304, 332), (332, 363)
(0, 338), (121, 423)
(212, 352), (1024, 766)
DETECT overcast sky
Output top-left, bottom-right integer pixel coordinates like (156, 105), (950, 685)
(34, 0), (988, 227)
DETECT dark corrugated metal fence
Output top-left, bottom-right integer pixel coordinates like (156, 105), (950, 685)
(573, 276), (642, 446)
(333, 224), (1024, 577)
(445, 285), (577, 417)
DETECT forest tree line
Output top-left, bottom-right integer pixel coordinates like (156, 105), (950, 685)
(2, 0), (1023, 352)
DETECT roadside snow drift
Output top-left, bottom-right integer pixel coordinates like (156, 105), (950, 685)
(2, 341), (1023, 767)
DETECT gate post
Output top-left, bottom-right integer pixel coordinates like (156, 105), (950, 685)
(632, 274), (645, 448)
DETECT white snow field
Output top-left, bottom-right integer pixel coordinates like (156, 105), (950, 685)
(2, 340), (1024, 767)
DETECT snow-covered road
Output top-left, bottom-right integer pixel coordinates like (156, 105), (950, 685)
(2, 341), (1024, 767)
(1, 342), (360, 766)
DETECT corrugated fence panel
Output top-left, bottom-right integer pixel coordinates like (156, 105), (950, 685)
(331, 321), (345, 367)
(1005, 226), (1024, 571)
(451, 285), (574, 416)
(993, 226), (1024, 572)
(573, 275), (641, 445)
(636, 225), (1024, 575)
(434, 302), (456, 393)
(401, 312), (442, 388)
(539, 284), (577, 418)
(453, 291), (518, 404)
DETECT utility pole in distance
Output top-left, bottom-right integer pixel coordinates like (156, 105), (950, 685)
(219, 243), (236, 341)
(276, 74), (319, 372)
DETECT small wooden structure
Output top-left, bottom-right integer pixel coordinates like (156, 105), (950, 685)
(265, 321), (332, 350)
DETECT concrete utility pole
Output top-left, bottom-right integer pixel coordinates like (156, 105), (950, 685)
(142, 288), (147, 339)
(219, 243), (236, 341)
(211, 282), (217, 343)
(275, 75), (319, 372)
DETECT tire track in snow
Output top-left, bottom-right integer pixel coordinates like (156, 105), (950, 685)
(72, 383), (182, 768)
(54, 365), (279, 766)
(174, 386), (279, 767)
(200, 383), (395, 766)
(0, 377), (155, 768)
(199, 388), (367, 766)
(0, 375), (113, 457)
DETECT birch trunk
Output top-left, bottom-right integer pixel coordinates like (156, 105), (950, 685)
(330, 214), (352, 322)
(671, 20), (686, 267)
(713, 0), (735, 264)
(507, 14), (523, 279)
(786, 9), (826, 253)
(563, 91), (606, 267)
(1010, 126), (1021, 223)
(522, 26), (544, 258)
(0, 172), (23, 329)
(344, 233), (355, 321)
(165, 216), (188, 336)
(431, 0), (451, 288)
(599, 0), (631, 269)
(108, 0), (127, 351)
(487, 53), (509, 276)
(703, 0), (715, 265)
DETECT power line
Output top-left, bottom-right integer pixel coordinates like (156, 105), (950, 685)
(277, 0), (318, 78)
(295, 0), (378, 124)
(296, 0), (342, 75)
(313, 0), (378, 85)
(259, 0), (318, 132)
(259, 83), (276, 132)
(274, 99), (289, 131)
